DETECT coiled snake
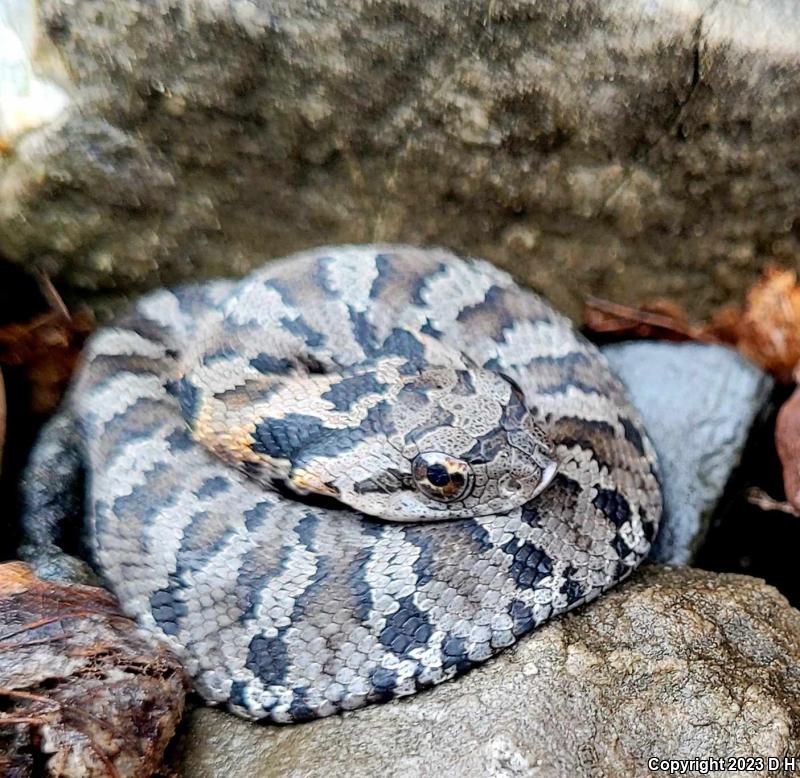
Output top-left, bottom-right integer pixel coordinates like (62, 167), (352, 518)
(21, 245), (661, 723)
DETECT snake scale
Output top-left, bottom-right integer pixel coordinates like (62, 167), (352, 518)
(20, 245), (661, 723)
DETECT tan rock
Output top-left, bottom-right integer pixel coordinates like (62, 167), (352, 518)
(177, 566), (800, 778)
(3, 1), (800, 317)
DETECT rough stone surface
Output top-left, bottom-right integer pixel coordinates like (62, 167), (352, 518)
(4, 1), (800, 317)
(603, 342), (773, 564)
(177, 566), (800, 778)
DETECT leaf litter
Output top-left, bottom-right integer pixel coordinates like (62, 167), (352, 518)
(0, 274), (188, 776)
(585, 265), (800, 516)
(0, 562), (186, 777)
(0, 271), (93, 417)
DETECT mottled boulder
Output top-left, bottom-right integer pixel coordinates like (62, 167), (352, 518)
(603, 342), (773, 564)
(178, 567), (800, 778)
(3, 1), (800, 316)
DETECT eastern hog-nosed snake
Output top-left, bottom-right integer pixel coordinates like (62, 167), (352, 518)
(21, 245), (661, 722)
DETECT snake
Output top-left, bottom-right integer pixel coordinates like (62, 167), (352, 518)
(20, 245), (662, 723)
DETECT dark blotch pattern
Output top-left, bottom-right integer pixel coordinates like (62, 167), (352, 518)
(382, 328), (426, 371)
(250, 353), (295, 375)
(111, 462), (170, 521)
(165, 427), (193, 451)
(409, 262), (447, 306)
(288, 691), (315, 722)
(379, 594), (433, 657)
(247, 631), (290, 688)
(560, 566), (585, 605)
(593, 488), (631, 528)
(349, 306), (376, 349)
(253, 414), (327, 460)
(455, 284), (514, 338)
(400, 525), (439, 588)
(197, 476), (230, 499)
(166, 376), (199, 423)
(229, 680), (249, 710)
(621, 416), (646, 456)
(26, 245), (662, 725)
(281, 316), (324, 347)
(440, 635), (472, 673)
(370, 667), (399, 700)
(641, 508), (657, 542)
(553, 418), (618, 472)
(150, 580), (188, 636)
(550, 473), (582, 500)
(508, 600), (534, 635)
(420, 320), (441, 338)
(612, 533), (634, 561)
(502, 537), (554, 589)
(202, 345), (238, 365)
(538, 377), (603, 398)
(321, 372), (387, 411)
(242, 500), (273, 532)
(368, 253), (398, 300)
(236, 542), (289, 619)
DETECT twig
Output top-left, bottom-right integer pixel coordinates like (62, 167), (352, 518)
(584, 296), (703, 338)
(745, 487), (800, 516)
(35, 269), (71, 322)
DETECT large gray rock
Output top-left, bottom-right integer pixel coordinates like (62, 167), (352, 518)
(3, 1), (800, 317)
(177, 566), (800, 778)
(603, 342), (773, 564)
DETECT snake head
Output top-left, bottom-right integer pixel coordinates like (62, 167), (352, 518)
(184, 333), (557, 521)
(278, 364), (558, 522)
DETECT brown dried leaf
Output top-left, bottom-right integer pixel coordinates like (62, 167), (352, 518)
(714, 267), (800, 383)
(0, 562), (186, 777)
(585, 268), (800, 514)
(584, 297), (706, 342)
(586, 266), (800, 383)
(0, 368), (4, 475)
(775, 385), (800, 513)
(0, 307), (93, 416)
(700, 303), (745, 346)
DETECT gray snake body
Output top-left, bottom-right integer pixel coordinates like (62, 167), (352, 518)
(21, 245), (661, 723)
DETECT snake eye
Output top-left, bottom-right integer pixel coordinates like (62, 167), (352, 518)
(412, 452), (474, 503)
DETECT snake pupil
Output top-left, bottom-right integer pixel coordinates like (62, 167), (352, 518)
(426, 463), (451, 487)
